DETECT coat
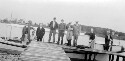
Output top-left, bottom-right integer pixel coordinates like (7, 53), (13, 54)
(66, 25), (73, 40)
(72, 24), (81, 36)
(105, 35), (113, 46)
(49, 21), (58, 30)
(36, 27), (45, 38)
(22, 26), (28, 35)
(89, 33), (95, 40)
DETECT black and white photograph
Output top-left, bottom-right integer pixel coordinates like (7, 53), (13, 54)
(0, 0), (125, 61)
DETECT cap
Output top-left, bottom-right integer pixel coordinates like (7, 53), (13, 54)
(53, 17), (56, 20)
(61, 19), (64, 21)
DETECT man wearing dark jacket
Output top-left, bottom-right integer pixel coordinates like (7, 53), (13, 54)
(104, 30), (113, 51)
(36, 23), (45, 42)
(48, 17), (58, 43)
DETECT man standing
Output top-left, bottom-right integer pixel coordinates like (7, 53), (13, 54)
(36, 23), (45, 42)
(22, 23), (34, 45)
(89, 28), (95, 49)
(57, 19), (66, 45)
(21, 23), (28, 45)
(48, 17), (58, 43)
(73, 21), (81, 47)
(104, 30), (113, 51)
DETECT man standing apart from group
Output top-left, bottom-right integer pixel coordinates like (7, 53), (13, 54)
(36, 23), (45, 42)
(48, 17), (58, 43)
(57, 19), (66, 45)
(89, 28), (95, 49)
(22, 23), (34, 45)
(73, 21), (81, 47)
(104, 30), (113, 51)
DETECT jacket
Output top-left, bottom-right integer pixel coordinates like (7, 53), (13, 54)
(36, 27), (45, 37)
(49, 21), (58, 30)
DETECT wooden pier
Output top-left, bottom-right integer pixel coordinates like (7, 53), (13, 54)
(21, 41), (70, 61)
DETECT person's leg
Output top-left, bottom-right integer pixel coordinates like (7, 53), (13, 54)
(89, 40), (92, 48)
(109, 54), (112, 61)
(53, 30), (56, 43)
(48, 30), (52, 43)
(37, 36), (39, 42)
(67, 39), (69, 46)
(69, 39), (71, 46)
(40, 37), (43, 42)
(57, 32), (61, 44)
(41, 36), (44, 42)
(107, 45), (109, 51)
(61, 32), (64, 45)
(73, 36), (76, 47)
(107, 42), (110, 51)
(91, 40), (95, 49)
(75, 35), (78, 46)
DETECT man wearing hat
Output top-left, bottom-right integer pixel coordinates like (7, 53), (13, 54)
(48, 17), (58, 43)
(72, 21), (81, 47)
(22, 23), (34, 45)
(57, 19), (66, 45)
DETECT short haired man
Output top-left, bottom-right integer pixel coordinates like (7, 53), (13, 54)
(48, 17), (58, 43)
(57, 19), (66, 45)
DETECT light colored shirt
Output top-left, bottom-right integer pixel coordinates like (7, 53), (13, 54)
(40, 27), (42, 29)
(53, 21), (55, 28)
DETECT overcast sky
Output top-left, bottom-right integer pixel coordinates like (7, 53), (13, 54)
(0, 0), (125, 32)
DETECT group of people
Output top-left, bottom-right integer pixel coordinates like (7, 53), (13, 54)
(48, 17), (81, 47)
(21, 17), (114, 51)
(21, 23), (45, 45)
(88, 28), (114, 51)
(21, 17), (81, 47)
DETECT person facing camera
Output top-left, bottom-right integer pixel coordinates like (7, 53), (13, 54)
(57, 19), (66, 45)
(36, 23), (45, 42)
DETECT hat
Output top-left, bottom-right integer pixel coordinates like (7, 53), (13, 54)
(69, 22), (72, 24)
(53, 17), (56, 20)
(61, 19), (64, 21)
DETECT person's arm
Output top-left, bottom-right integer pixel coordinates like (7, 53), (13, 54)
(43, 28), (45, 36)
(64, 23), (66, 31)
(36, 28), (38, 36)
(56, 22), (58, 29)
(78, 25), (81, 35)
(49, 21), (52, 27)
(58, 24), (60, 31)
(71, 25), (74, 30)
(22, 27), (25, 35)
(66, 24), (69, 31)
(110, 35), (113, 45)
